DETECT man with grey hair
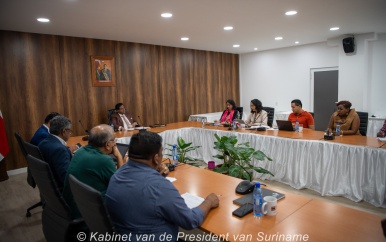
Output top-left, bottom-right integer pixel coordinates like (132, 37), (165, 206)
(39, 115), (75, 190)
(62, 124), (124, 218)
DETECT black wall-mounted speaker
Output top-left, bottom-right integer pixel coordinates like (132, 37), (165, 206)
(342, 37), (355, 53)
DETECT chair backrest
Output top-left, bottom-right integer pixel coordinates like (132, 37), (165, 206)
(26, 154), (72, 219)
(262, 107), (275, 127)
(23, 141), (44, 160)
(107, 109), (116, 125)
(356, 111), (368, 136)
(309, 112), (314, 118)
(69, 175), (115, 233)
(235, 107), (243, 119)
(14, 132), (28, 157)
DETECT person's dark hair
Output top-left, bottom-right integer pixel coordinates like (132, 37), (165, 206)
(291, 99), (302, 107)
(88, 124), (114, 147)
(129, 131), (162, 160)
(44, 112), (60, 123)
(49, 116), (71, 135)
(115, 103), (124, 110)
(226, 99), (237, 110)
(336, 100), (352, 109)
(250, 99), (263, 113)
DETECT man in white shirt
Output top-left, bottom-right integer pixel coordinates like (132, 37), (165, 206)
(110, 103), (138, 131)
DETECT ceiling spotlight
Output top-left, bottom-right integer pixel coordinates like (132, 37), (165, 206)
(285, 11), (297, 16)
(37, 18), (50, 22)
(224, 26), (233, 30)
(254, 48), (258, 51)
(295, 41), (299, 44)
(330, 27), (340, 31)
(161, 13), (173, 18)
(233, 44), (240, 48)
(181, 37), (189, 41)
(275, 37), (283, 40)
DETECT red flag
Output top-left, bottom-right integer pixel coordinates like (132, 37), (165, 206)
(0, 110), (9, 161)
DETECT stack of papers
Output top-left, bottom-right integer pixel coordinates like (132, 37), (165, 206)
(181, 192), (204, 208)
(378, 137), (386, 142)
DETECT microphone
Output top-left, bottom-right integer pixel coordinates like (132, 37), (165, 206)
(137, 116), (147, 132)
(78, 120), (89, 141)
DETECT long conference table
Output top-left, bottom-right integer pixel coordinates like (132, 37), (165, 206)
(68, 122), (386, 241)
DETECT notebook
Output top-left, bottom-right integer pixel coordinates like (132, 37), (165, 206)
(109, 143), (129, 162)
(276, 120), (295, 131)
(233, 188), (285, 205)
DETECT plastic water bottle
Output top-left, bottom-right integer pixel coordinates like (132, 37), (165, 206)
(110, 123), (114, 131)
(232, 120), (237, 131)
(202, 118), (205, 128)
(295, 119), (299, 132)
(253, 182), (263, 217)
(335, 122), (341, 136)
(172, 145), (178, 165)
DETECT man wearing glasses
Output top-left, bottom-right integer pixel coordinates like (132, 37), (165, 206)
(39, 115), (75, 190)
(62, 124), (124, 219)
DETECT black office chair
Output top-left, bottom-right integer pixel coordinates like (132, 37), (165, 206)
(26, 155), (85, 242)
(14, 132), (43, 217)
(107, 109), (116, 125)
(356, 111), (368, 136)
(262, 107), (275, 127)
(235, 107), (243, 119)
(69, 175), (115, 234)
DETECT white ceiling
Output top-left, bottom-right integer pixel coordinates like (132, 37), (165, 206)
(1, 0), (386, 54)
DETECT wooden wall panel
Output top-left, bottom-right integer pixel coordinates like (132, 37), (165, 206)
(115, 42), (160, 126)
(60, 37), (116, 135)
(0, 31), (63, 170)
(0, 30), (239, 170)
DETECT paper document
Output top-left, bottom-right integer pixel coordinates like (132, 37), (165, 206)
(378, 137), (386, 142)
(250, 125), (270, 129)
(181, 192), (204, 209)
(166, 177), (176, 183)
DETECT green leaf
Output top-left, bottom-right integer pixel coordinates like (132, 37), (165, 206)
(252, 167), (274, 176)
(213, 166), (229, 174)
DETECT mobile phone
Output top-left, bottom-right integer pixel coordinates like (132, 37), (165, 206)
(232, 203), (254, 218)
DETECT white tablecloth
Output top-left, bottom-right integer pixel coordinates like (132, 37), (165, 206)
(158, 128), (386, 208)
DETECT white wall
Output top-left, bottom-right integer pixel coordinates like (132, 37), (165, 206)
(240, 33), (386, 118)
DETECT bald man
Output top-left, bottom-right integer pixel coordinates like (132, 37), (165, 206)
(62, 124), (124, 218)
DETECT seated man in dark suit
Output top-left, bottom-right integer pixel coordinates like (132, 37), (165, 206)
(110, 103), (138, 131)
(30, 112), (60, 146)
(38, 116), (75, 190)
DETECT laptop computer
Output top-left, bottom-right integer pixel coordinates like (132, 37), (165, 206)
(233, 188), (285, 206)
(276, 120), (295, 131)
(235, 119), (246, 124)
(109, 143), (129, 162)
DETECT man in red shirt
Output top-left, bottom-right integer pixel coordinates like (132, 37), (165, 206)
(288, 99), (315, 129)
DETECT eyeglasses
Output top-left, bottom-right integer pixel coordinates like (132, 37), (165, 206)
(64, 128), (73, 134)
(108, 138), (118, 143)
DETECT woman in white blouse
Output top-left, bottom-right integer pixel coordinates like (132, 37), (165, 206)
(245, 99), (268, 126)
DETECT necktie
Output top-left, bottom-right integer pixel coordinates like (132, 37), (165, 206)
(122, 115), (131, 129)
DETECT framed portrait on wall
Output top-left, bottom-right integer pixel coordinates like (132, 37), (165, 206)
(91, 56), (115, 87)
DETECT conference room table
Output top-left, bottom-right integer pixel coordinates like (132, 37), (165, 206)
(171, 164), (384, 242)
(68, 121), (386, 208)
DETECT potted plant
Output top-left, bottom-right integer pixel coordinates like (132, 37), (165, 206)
(213, 134), (273, 181)
(166, 137), (201, 166)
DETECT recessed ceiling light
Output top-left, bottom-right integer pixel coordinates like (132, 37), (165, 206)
(37, 18), (50, 22)
(275, 37), (283, 40)
(295, 41), (299, 44)
(330, 27), (340, 31)
(181, 37), (189, 41)
(224, 26), (233, 31)
(285, 11), (297, 16)
(161, 13), (172, 18)
(233, 44), (240, 48)
(254, 48), (258, 51)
